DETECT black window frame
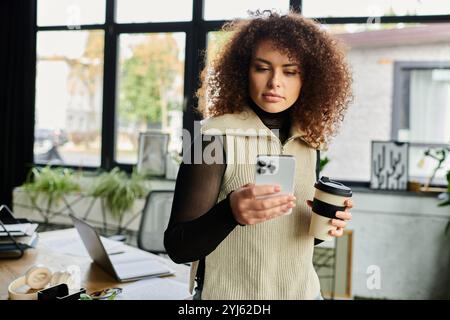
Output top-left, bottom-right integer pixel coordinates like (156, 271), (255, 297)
(392, 61), (450, 146)
(392, 61), (450, 186)
(33, 0), (450, 187)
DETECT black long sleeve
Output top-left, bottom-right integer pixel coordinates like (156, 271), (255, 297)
(164, 134), (237, 263)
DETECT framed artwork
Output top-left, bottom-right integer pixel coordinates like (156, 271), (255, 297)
(313, 230), (353, 299)
(137, 131), (169, 177)
(371, 141), (409, 190)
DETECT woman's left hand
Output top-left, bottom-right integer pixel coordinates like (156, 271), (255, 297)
(306, 198), (353, 237)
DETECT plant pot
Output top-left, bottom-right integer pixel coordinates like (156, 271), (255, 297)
(407, 181), (422, 192)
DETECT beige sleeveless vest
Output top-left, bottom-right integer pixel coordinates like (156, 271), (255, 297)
(190, 105), (321, 300)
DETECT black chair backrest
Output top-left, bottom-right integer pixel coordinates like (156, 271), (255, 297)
(137, 190), (174, 254)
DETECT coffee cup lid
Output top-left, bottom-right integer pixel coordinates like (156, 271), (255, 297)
(314, 176), (352, 197)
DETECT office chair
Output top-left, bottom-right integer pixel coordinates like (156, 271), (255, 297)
(137, 190), (174, 254)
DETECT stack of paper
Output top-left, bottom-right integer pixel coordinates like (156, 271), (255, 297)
(42, 230), (125, 258)
(0, 222), (39, 252)
(115, 277), (191, 300)
(0, 223), (38, 236)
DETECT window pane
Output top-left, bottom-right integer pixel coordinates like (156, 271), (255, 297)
(37, 0), (105, 26)
(204, 0), (290, 21)
(207, 31), (233, 63)
(35, 31), (104, 167)
(409, 69), (450, 144)
(116, 33), (185, 164)
(116, 0), (192, 23)
(302, 0), (450, 18)
(407, 69), (450, 185)
(319, 23), (450, 184)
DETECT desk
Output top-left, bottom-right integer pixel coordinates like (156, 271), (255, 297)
(0, 228), (191, 300)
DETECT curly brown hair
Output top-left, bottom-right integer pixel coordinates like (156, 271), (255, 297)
(196, 11), (353, 149)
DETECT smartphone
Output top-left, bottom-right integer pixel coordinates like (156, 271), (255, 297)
(254, 154), (296, 214)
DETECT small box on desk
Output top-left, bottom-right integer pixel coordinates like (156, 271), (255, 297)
(0, 204), (39, 259)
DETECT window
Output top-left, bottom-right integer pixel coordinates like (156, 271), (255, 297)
(37, 0), (105, 26)
(394, 67), (450, 144)
(393, 63), (450, 184)
(35, 0), (192, 170)
(116, 0), (193, 23)
(116, 33), (186, 164)
(206, 31), (233, 63)
(203, 0), (290, 21)
(35, 30), (104, 167)
(302, 0), (450, 18)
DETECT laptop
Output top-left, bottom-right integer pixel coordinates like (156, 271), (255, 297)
(70, 215), (174, 282)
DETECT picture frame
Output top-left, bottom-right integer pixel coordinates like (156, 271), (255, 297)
(313, 230), (353, 299)
(370, 140), (409, 190)
(137, 130), (169, 177)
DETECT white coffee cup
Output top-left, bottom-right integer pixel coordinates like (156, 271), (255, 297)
(308, 176), (352, 241)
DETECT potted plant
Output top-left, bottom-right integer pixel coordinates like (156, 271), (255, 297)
(87, 167), (148, 235)
(417, 146), (449, 234)
(319, 156), (330, 173)
(438, 169), (450, 235)
(22, 166), (81, 227)
(419, 146), (449, 191)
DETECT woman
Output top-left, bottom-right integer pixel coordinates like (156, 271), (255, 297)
(164, 10), (354, 300)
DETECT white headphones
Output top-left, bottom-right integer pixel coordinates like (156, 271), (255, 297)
(8, 265), (79, 300)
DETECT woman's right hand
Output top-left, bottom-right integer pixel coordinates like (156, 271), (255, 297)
(229, 183), (296, 225)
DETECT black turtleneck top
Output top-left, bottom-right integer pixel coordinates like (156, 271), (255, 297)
(164, 102), (298, 264)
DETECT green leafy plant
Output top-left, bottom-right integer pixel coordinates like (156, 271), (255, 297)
(87, 167), (148, 225)
(22, 166), (81, 223)
(439, 169), (450, 235)
(420, 147), (450, 235)
(79, 291), (118, 300)
(79, 293), (93, 300)
(419, 146), (449, 189)
(319, 156), (330, 172)
(169, 150), (182, 166)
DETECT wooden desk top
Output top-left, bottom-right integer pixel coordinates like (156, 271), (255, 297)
(0, 228), (191, 300)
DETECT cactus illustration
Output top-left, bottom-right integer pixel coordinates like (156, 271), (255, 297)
(386, 150), (401, 189)
(374, 146), (386, 188)
(395, 164), (405, 189)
